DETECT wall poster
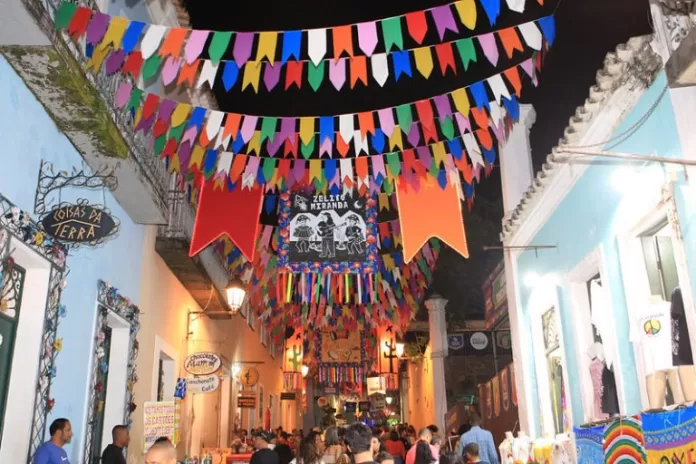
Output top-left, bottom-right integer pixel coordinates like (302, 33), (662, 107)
(278, 191), (377, 274)
(143, 400), (180, 451)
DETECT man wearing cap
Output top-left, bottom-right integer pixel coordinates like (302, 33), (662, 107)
(251, 431), (280, 464)
(254, 431), (277, 450)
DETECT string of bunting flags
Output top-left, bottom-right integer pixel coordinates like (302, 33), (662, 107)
(54, 0), (545, 73)
(63, 2), (553, 92)
(50, 0), (556, 271)
(105, 50), (550, 195)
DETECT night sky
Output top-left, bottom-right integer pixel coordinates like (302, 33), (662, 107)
(181, 0), (654, 317)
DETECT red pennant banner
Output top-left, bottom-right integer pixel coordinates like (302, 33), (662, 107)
(189, 180), (264, 261)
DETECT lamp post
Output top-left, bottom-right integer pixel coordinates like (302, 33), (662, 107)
(383, 339), (398, 373)
(225, 277), (246, 314)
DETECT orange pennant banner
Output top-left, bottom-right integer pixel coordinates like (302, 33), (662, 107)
(189, 180), (264, 261)
(395, 177), (469, 263)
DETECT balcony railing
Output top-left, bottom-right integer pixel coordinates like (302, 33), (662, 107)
(20, 0), (173, 213)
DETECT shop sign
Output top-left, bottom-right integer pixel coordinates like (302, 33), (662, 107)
(358, 401), (371, 412)
(238, 396), (256, 408)
(483, 262), (508, 329)
(281, 392), (296, 401)
(41, 203), (117, 244)
(239, 366), (260, 387)
(470, 332), (489, 350)
(186, 375), (220, 394)
(324, 386), (337, 395)
(143, 401), (180, 452)
(344, 402), (357, 413)
(184, 352), (221, 375)
(366, 376), (386, 396)
(317, 396), (329, 407)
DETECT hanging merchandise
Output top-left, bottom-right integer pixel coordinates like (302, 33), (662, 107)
(603, 416), (647, 464)
(574, 424), (605, 464)
(643, 404), (696, 463)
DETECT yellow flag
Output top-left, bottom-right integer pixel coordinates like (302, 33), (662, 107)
(378, 193), (390, 211)
(87, 44), (110, 73)
(432, 142), (446, 167)
(247, 131), (262, 155)
(242, 60), (262, 93)
(413, 47), (434, 79)
(171, 103), (192, 127)
(451, 88), (470, 116)
(256, 32), (278, 64)
(100, 17), (129, 50)
(299, 117), (314, 145)
(389, 129), (403, 151)
(189, 145), (205, 170)
(382, 254), (395, 269)
(454, 0), (477, 30)
(309, 159), (322, 183)
(168, 153), (181, 173)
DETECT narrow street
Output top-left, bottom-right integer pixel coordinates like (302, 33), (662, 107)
(1, 1), (696, 464)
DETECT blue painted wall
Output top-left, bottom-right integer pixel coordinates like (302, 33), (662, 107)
(514, 72), (682, 434)
(0, 57), (146, 461)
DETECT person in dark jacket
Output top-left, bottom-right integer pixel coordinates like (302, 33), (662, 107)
(101, 425), (129, 464)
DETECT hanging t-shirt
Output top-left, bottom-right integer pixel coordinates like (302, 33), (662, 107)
(590, 281), (618, 370)
(630, 301), (673, 375)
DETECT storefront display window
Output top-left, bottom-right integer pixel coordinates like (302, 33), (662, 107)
(619, 186), (696, 411)
(542, 308), (565, 434)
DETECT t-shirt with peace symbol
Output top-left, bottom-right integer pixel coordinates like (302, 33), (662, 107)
(630, 300), (673, 375)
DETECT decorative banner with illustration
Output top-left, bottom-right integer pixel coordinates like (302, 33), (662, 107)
(278, 191), (377, 274)
(143, 400), (181, 451)
(316, 329), (365, 384)
(643, 404), (696, 464)
(483, 261), (508, 329)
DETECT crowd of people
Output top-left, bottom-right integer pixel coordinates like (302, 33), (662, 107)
(240, 414), (497, 464)
(32, 413), (498, 464)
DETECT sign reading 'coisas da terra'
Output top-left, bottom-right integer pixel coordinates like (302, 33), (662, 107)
(184, 352), (221, 375)
(41, 204), (117, 244)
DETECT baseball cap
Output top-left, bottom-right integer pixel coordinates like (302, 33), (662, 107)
(254, 430), (276, 443)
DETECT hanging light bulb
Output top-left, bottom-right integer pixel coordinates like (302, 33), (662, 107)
(301, 365), (309, 377)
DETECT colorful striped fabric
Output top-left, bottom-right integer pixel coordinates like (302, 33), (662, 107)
(574, 425), (605, 464)
(603, 416), (647, 464)
(643, 405), (696, 464)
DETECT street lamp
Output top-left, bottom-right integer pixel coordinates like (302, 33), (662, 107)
(225, 277), (246, 313)
(386, 396), (393, 405)
(396, 342), (405, 358)
(301, 365), (309, 378)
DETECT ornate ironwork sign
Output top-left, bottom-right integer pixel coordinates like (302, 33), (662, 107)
(41, 203), (117, 244)
(34, 160), (120, 249)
